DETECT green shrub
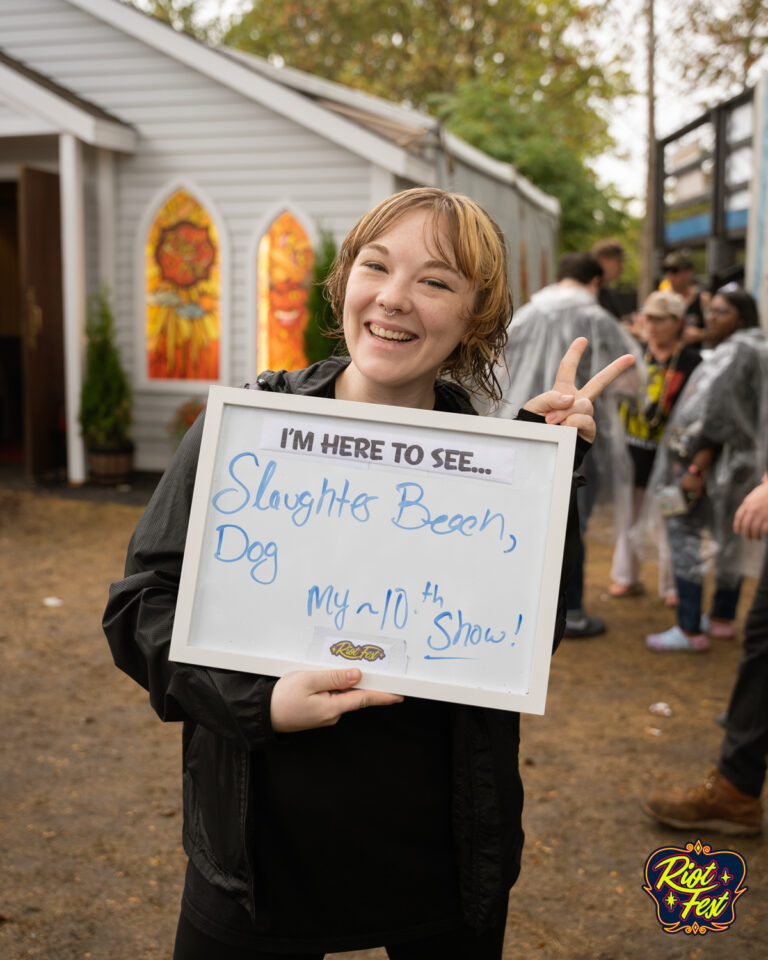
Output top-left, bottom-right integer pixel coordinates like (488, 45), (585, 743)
(79, 291), (132, 448)
(304, 227), (343, 364)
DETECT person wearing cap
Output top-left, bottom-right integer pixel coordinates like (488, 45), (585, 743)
(661, 251), (707, 347)
(610, 291), (701, 599)
(591, 239), (625, 319)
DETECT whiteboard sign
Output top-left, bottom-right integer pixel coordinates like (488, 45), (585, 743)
(169, 385), (577, 714)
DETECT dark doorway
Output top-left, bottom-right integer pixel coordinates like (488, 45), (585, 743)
(18, 167), (66, 481)
(0, 181), (23, 465)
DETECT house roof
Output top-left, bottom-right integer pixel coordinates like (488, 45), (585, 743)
(0, 47), (137, 151)
(219, 46), (559, 215)
(56, 0), (558, 215)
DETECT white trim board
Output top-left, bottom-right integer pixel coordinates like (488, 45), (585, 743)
(0, 58), (136, 152)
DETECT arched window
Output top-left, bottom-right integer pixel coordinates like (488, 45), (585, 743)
(145, 188), (220, 380)
(257, 211), (314, 372)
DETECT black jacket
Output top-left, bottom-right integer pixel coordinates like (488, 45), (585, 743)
(103, 357), (584, 937)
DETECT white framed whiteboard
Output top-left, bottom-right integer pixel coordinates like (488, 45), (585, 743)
(169, 385), (577, 714)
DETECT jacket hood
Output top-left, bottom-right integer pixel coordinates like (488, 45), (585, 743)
(252, 357), (477, 415)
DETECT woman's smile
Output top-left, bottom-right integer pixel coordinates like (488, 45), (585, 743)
(366, 322), (416, 343)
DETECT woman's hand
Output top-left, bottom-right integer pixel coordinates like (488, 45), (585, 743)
(270, 668), (403, 733)
(522, 337), (636, 443)
(679, 469), (706, 503)
(734, 475), (768, 539)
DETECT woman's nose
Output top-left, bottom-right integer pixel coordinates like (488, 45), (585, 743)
(377, 275), (411, 314)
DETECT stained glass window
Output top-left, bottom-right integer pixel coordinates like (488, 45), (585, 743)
(257, 211), (314, 372)
(145, 189), (220, 380)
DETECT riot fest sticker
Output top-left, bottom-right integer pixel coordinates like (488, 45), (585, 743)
(643, 839), (748, 935)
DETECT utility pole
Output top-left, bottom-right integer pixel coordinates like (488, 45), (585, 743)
(640, 0), (656, 300)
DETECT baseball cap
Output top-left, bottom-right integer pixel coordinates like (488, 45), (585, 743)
(642, 291), (686, 318)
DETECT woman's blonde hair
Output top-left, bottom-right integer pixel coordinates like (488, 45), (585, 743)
(325, 187), (512, 401)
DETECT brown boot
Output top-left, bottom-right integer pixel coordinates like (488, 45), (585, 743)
(642, 769), (763, 836)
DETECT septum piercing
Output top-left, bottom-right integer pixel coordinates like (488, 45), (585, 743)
(383, 308), (398, 317)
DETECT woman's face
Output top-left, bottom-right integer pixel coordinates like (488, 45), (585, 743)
(339, 208), (477, 407)
(704, 294), (741, 346)
(643, 312), (681, 350)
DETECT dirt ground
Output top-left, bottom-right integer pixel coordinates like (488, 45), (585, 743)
(1, 485), (766, 960)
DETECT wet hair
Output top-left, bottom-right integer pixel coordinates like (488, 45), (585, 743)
(590, 238), (624, 260)
(715, 287), (760, 328)
(325, 187), (512, 401)
(556, 252), (604, 286)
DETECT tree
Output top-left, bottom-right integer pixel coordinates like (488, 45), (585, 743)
(667, 0), (768, 96)
(431, 78), (632, 251)
(225, 0), (628, 129)
(224, 0), (633, 250)
(639, 0), (656, 301)
(304, 228), (342, 365)
(125, 0), (205, 38)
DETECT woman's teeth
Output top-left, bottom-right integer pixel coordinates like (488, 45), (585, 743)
(369, 323), (414, 342)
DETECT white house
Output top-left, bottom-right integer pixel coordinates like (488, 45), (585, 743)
(0, 0), (559, 482)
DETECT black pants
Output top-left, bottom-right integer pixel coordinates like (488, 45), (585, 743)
(173, 911), (507, 960)
(719, 548), (768, 797)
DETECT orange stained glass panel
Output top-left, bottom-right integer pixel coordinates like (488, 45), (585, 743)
(257, 211), (313, 372)
(145, 188), (220, 380)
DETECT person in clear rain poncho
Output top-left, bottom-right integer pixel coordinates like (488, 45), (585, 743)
(487, 253), (642, 638)
(645, 287), (768, 652)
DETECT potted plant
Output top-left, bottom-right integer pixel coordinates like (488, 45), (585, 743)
(79, 290), (134, 484)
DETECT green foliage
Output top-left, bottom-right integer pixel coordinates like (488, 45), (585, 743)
(79, 292), (133, 449)
(431, 78), (632, 252)
(668, 0), (768, 96)
(224, 1), (633, 250)
(304, 228), (343, 364)
(224, 0), (630, 140)
(123, 0), (206, 38)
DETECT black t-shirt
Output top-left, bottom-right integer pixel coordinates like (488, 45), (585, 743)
(181, 372), (470, 953)
(182, 697), (459, 953)
(622, 345), (701, 488)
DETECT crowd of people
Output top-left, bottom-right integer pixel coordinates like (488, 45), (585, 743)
(509, 241), (767, 839)
(102, 188), (766, 959)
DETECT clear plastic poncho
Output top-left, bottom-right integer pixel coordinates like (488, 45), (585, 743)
(483, 284), (643, 509)
(642, 326), (768, 583)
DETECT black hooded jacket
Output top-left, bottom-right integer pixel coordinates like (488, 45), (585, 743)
(103, 357), (585, 952)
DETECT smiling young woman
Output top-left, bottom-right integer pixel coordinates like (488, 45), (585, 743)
(103, 187), (634, 960)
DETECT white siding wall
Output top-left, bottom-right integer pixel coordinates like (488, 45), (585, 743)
(449, 158), (558, 308)
(0, 0), (374, 470)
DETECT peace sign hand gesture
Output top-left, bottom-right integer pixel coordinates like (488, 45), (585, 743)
(522, 337), (636, 443)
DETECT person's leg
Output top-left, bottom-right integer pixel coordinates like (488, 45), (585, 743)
(676, 577), (704, 634)
(610, 486), (643, 590)
(565, 464), (605, 637)
(386, 913), (506, 960)
(718, 550), (768, 798)
(173, 912), (324, 960)
(646, 513), (708, 650)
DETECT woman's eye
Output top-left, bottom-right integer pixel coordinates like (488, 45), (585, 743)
(424, 278), (450, 290)
(362, 260), (386, 272)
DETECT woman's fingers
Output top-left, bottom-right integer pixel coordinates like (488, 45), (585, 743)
(545, 395), (593, 424)
(271, 669), (403, 733)
(580, 353), (636, 401)
(553, 337), (589, 388)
